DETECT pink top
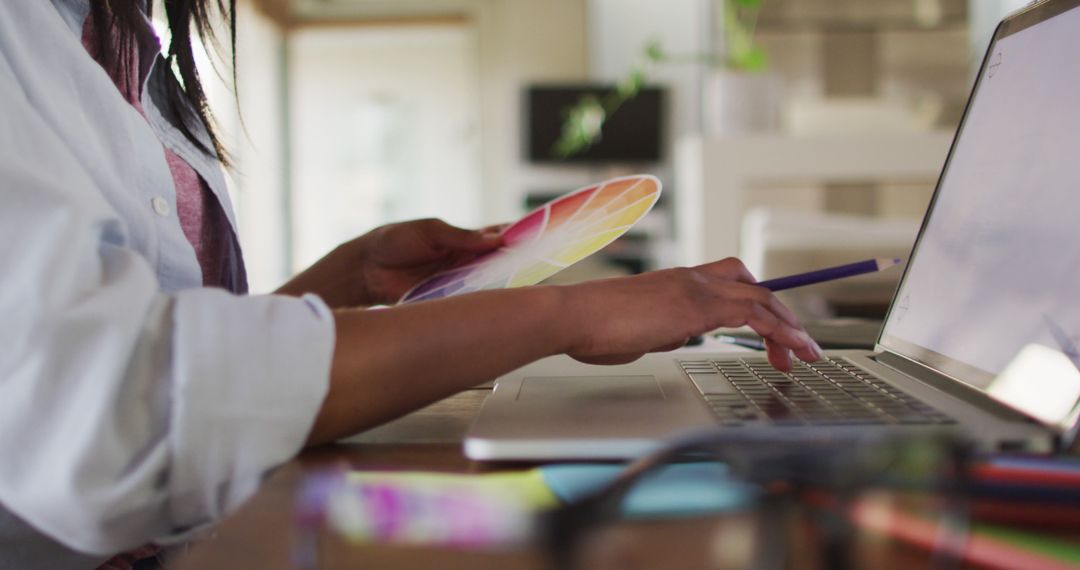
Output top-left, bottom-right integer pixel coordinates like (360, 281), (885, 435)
(82, 11), (234, 290)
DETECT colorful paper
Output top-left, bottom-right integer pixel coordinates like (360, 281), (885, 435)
(540, 463), (757, 517)
(399, 174), (662, 304)
(296, 469), (559, 550)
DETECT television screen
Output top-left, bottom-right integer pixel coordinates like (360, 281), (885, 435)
(525, 85), (665, 164)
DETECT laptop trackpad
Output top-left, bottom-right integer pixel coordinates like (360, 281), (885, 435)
(517, 376), (664, 401)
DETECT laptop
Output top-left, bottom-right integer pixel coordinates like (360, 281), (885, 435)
(465, 0), (1080, 461)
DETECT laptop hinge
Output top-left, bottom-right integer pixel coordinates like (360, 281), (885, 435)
(872, 351), (1036, 424)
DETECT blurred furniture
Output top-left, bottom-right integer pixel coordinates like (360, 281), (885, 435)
(740, 208), (920, 317)
(674, 131), (951, 265)
(674, 132), (952, 317)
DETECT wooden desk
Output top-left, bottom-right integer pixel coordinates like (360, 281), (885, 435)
(168, 387), (545, 569)
(167, 385), (1073, 569)
(168, 387), (803, 570)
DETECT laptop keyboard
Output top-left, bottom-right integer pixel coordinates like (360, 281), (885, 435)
(679, 357), (955, 427)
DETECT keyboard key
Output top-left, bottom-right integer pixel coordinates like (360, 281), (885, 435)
(681, 358), (953, 427)
(688, 373), (736, 395)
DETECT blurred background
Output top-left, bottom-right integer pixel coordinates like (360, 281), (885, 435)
(181, 0), (1028, 320)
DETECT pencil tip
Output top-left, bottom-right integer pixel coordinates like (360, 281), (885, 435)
(878, 257), (903, 269)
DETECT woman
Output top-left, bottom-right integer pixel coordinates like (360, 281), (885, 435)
(0, 0), (820, 567)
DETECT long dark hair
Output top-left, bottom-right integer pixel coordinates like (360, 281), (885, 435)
(89, 0), (236, 166)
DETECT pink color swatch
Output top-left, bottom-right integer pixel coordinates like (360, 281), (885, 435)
(399, 175), (662, 304)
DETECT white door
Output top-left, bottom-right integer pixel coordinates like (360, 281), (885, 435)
(289, 23), (483, 272)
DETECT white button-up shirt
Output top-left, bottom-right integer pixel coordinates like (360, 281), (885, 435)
(0, 1), (335, 567)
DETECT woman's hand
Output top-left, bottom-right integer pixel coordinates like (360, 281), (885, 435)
(557, 258), (822, 371)
(277, 218), (504, 308)
(309, 257), (821, 443)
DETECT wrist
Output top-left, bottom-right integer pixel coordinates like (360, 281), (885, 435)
(529, 284), (579, 356)
(341, 236), (379, 306)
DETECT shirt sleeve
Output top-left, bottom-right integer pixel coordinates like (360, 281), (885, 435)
(0, 42), (334, 555)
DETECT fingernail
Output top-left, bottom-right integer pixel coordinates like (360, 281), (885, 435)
(812, 340), (824, 359)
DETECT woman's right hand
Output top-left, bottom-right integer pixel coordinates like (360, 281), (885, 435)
(308, 257), (821, 444)
(557, 258), (823, 371)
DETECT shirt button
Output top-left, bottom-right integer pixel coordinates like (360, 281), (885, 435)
(151, 196), (171, 217)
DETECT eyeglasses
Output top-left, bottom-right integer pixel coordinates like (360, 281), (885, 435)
(538, 429), (976, 570)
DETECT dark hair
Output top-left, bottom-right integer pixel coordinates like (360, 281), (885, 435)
(90, 0), (236, 166)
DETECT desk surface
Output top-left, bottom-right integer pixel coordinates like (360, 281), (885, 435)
(168, 383), (979, 570)
(168, 388), (539, 569)
(166, 332), (1079, 569)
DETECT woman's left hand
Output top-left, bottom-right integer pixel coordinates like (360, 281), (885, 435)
(277, 218), (505, 308)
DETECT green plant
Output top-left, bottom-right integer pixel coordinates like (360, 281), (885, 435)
(722, 0), (768, 73)
(552, 0), (767, 159)
(550, 72), (645, 159)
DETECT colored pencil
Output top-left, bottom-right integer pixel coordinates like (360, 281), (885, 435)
(851, 500), (1080, 570)
(757, 258), (902, 292)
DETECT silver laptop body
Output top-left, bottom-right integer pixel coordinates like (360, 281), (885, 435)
(466, 0), (1080, 461)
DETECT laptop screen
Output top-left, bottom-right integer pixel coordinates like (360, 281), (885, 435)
(880, 1), (1080, 400)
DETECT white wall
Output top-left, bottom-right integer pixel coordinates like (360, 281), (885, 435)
(293, 0), (592, 222)
(471, 0), (590, 221)
(288, 24), (483, 271)
(195, 0), (289, 292)
(230, 2), (289, 292)
(205, 0), (591, 287)
(588, 0), (711, 138)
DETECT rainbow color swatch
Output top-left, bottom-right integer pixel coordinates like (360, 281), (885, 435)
(399, 174), (662, 304)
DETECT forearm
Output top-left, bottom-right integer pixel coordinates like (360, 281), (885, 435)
(305, 261), (823, 444)
(306, 286), (568, 444)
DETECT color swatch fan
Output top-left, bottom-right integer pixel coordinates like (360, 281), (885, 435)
(400, 175), (661, 304)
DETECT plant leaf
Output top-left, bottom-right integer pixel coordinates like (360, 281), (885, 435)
(731, 46), (768, 73)
(644, 39), (665, 62)
(616, 70), (644, 99)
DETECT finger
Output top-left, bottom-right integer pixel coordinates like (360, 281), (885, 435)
(762, 289), (803, 330)
(422, 219), (503, 252)
(738, 302), (821, 365)
(704, 278), (799, 326)
(709, 282), (803, 330)
(651, 339), (689, 353)
(701, 266), (810, 333)
(748, 288), (803, 333)
(697, 257), (758, 284)
(573, 339), (700, 366)
(570, 353), (646, 366)
(763, 338), (793, 372)
(481, 222), (511, 235)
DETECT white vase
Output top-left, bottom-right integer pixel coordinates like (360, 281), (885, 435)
(703, 70), (784, 136)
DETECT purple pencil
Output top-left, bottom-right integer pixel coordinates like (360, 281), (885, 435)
(757, 258), (902, 292)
